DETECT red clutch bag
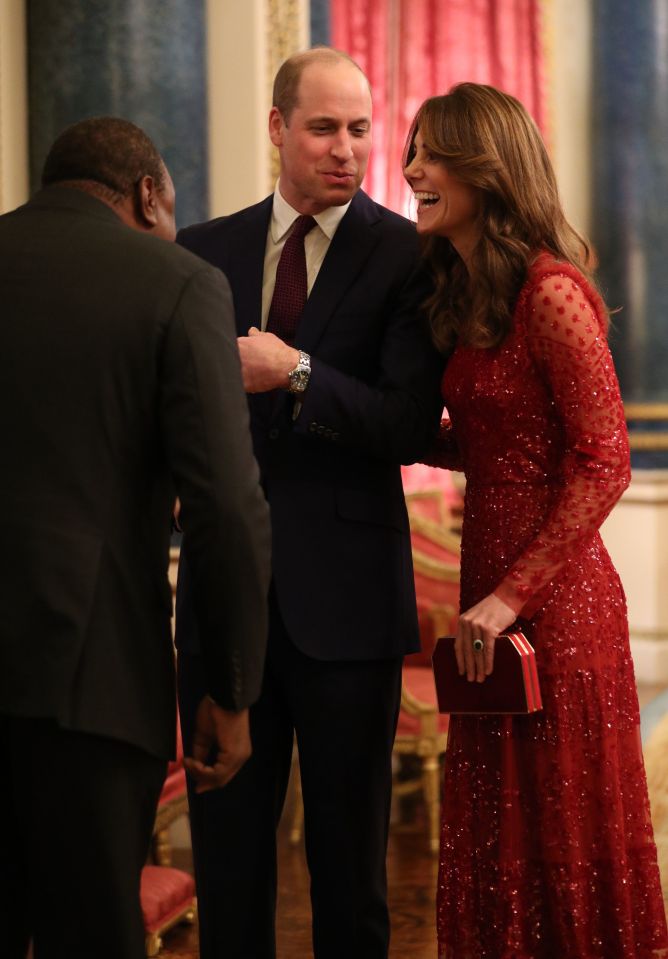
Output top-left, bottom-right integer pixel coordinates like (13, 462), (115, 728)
(432, 631), (542, 715)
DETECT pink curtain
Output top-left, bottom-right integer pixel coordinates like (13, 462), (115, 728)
(332, 0), (546, 216)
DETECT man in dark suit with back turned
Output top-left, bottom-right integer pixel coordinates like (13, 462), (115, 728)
(176, 48), (443, 958)
(0, 117), (270, 959)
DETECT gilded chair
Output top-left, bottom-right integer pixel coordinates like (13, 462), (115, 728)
(394, 490), (461, 853)
(152, 725), (189, 867)
(139, 545), (196, 957)
(141, 864), (197, 957)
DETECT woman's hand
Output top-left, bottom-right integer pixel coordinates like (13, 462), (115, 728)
(456, 593), (518, 683)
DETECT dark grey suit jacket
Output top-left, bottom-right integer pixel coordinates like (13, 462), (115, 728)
(0, 186), (270, 759)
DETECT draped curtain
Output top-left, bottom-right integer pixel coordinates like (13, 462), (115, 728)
(331, 0), (546, 216)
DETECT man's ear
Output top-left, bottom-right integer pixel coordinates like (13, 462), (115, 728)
(134, 174), (160, 229)
(268, 107), (284, 148)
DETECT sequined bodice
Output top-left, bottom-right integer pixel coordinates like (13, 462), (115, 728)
(433, 254), (630, 616)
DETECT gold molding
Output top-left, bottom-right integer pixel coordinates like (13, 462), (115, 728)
(630, 627), (668, 644)
(264, 0), (307, 191)
(622, 406), (668, 451)
(628, 434), (668, 452)
(625, 404), (668, 420)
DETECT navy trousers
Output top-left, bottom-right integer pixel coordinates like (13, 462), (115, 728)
(178, 593), (402, 959)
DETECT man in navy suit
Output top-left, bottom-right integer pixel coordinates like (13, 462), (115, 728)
(176, 47), (443, 959)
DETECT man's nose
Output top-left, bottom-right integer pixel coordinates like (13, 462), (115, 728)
(331, 132), (354, 160)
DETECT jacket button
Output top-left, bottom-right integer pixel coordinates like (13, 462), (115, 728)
(324, 428), (332, 439)
(268, 428), (279, 440)
(309, 422), (318, 432)
(332, 432), (340, 441)
(317, 425), (325, 435)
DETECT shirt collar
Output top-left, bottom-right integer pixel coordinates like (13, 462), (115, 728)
(270, 183), (351, 243)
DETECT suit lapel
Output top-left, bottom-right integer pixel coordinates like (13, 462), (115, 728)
(227, 197), (272, 335)
(296, 192), (382, 354)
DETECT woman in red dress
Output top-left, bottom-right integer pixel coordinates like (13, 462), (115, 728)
(403, 83), (668, 959)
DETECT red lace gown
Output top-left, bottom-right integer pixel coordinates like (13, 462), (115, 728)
(430, 254), (668, 958)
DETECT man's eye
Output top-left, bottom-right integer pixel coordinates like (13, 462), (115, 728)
(312, 126), (331, 134)
(351, 127), (369, 137)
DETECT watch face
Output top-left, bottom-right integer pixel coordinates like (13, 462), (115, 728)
(289, 369), (309, 393)
(289, 352), (311, 394)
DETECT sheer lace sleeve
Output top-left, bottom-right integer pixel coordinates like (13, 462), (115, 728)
(494, 272), (631, 618)
(420, 418), (465, 471)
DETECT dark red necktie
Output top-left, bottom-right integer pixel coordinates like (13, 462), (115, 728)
(266, 214), (316, 345)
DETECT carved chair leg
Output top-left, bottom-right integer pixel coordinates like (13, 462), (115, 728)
(145, 931), (163, 956)
(422, 752), (442, 855)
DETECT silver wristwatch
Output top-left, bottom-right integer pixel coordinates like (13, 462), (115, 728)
(287, 350), (311, 394)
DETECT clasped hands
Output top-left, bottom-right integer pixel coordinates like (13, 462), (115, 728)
(455, 592), (517, 684)
(237, 327), (299, 393)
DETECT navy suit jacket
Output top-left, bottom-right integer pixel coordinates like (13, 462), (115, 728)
(176, 190), (444, 661)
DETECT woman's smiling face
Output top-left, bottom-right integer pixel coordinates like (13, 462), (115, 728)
(404, 130), (480, 258)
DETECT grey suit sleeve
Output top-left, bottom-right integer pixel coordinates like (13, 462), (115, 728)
(159, 264), (271, 710)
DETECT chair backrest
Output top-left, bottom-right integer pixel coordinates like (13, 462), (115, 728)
(405, 490), (461, 667)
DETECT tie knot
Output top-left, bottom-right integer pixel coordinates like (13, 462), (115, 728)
(290, 215), (316, 241)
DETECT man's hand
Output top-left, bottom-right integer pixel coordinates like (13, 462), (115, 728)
(184, 697), (252, 794)
(237, 327), (298, 392)
(455, 593), (517, 684)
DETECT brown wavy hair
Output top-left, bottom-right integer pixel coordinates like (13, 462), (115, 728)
(404, 83), (601, 353)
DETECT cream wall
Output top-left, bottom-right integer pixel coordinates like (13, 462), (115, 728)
(206, 0), (269, 216)
(206, 0), (309, 215)
(0, 0), (28, 213)
(603, 475), (668, 683)
(547, 0), (592, 238)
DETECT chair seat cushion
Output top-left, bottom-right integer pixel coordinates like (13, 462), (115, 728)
(397, 666), (450, 736)
(140, 865), (195, 933)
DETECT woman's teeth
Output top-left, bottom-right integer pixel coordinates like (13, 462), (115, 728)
(414, 192), (439, 206)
